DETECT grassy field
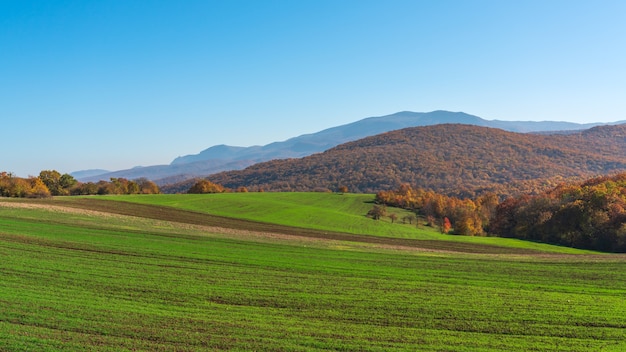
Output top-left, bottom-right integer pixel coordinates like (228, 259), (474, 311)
(104, 193), (597, 254)
(104, 192), (420, 236)
(1, 195), (625, 351)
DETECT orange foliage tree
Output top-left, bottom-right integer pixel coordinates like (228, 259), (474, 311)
(188, 179), (226, 194)
(375, 183), (494, 236)
(0, 172), (51, 198)
(441, 217), (452, 234)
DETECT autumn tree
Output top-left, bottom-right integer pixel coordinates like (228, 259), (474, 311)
(367, 205), (387, 220)
(11, 177), (30, 197)
(97, 180), (114, 195)
(39, 170), (63, 195)
(108, 178), (127, 194)
(0, 172), (12, 197)
(136, 178), (160, 194)
(105, 178), (142, 195)
(441, 217), (452, 234)
(453, 209), (483, 236)
(476, 192), (499, 232)
(423, 193), (447, 219)
(402, 214), (417, 225)
(0, 172), (50, 198)
(449, 199), (484, 236)
(490, 173), (626, 252)
(71, 182), (99, 195)
(188, 179), (226, 194)
(28, 177), (51, 198)
(374, 184), (498, 236)
(127, 180), (140, 195)
(39, 170), (77, 196)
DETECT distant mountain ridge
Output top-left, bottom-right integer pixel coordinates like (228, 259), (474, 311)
(70, 169), (111, 179)
(170, 110), (612, 165)
(75, 111), (624, 184)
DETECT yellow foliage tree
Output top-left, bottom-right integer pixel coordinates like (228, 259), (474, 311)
(28, 177), (51, 198)
(188, 179), (225, 194)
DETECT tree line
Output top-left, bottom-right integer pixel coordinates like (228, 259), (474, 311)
(373, 174), (626, 252)
(0, 170), (160, 198)
(373, 184), (498, 236)
(491, 173), (626, 252)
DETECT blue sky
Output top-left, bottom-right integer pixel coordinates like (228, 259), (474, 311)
(2, 0), (625, 177)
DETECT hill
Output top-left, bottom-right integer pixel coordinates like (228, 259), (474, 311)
(204, 123), (626, 196)
(1, 195), (625, 350)
(75, 110), (622, 184)
(102, 193), (595, 253)
(170, 110), (614, 166)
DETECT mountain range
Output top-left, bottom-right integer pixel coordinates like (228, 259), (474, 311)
(74, 111), (624, 184)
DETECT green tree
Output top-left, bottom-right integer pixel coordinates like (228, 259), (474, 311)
(39, 170), (63, 195)
(59, 173), (77, 191)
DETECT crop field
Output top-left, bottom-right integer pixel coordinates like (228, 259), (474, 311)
(1, 195), (625, 351)
(97, 193), (596, 254)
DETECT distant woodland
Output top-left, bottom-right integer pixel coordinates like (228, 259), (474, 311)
(206, 124), (626, 197)
(373, 173), (626, 252)
(0, 171), (160, 197)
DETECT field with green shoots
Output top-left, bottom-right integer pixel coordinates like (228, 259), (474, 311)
(109, 193), (597, 254)
(1, 194), (625, 351)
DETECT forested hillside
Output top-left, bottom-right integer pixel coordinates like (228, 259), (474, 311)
(78, 110), (620, 184)
(370, 173), (626, 252)
(205, 124), (626, 197)
(491, 173), (626, 252)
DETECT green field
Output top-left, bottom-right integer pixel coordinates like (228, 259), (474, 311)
(1, 194), (625, 351)
(96, 193), (597, 254)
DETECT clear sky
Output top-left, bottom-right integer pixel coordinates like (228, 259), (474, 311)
(2, 0), (625, 177)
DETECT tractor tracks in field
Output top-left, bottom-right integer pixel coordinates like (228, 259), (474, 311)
(3, 198), (623, 260)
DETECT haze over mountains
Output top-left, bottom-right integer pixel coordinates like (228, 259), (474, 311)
(75, 111), (624, 184)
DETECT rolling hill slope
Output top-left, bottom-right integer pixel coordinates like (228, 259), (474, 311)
(204, 123), (626, 196)
(76, 110), (622, 184)
(2, 196), (624, 351)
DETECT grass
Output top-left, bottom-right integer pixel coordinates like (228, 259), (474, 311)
(99, 192), (598, 254)
(105, 192), (412, 236)
(1, 195), (625, 351)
